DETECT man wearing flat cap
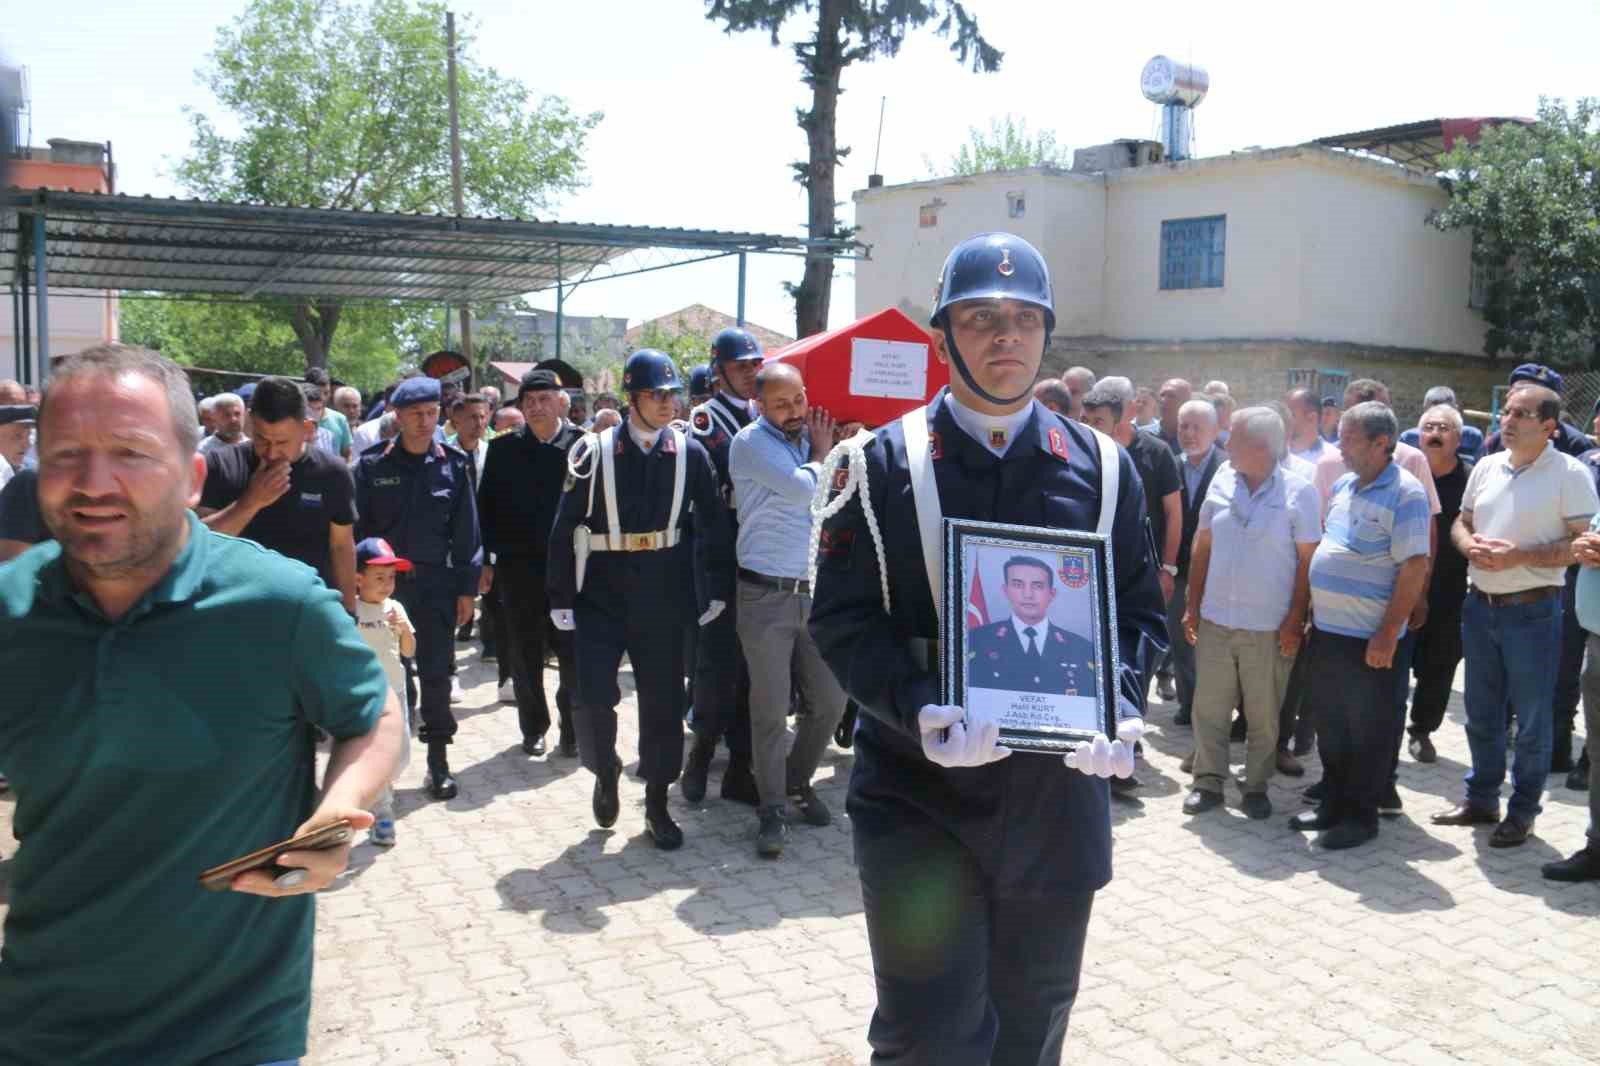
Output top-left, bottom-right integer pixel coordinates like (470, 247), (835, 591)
(477, 369), (585, 757)
(354, 375), (482, 799)
(0, 403), (36, 492)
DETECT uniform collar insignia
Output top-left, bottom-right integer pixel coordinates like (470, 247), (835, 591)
(988, 427), (1007, 450)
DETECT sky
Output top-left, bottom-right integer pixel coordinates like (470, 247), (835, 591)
(4, 0), (1598, 341)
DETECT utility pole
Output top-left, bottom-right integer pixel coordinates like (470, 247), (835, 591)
(445, 11), (473, 386)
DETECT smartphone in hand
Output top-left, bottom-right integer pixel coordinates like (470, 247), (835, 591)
(197, 820), (353, 892)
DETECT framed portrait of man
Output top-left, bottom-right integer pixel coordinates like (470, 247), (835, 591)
(941, 519), (1119, 753)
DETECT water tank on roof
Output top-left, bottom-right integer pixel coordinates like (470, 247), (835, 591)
(1140, 56), (1209, 108)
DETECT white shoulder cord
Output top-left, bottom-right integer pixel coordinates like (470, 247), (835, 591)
(808, 427), (891, 615)
(666, 427), (687, 534)
(597, 427), (623, 549)
(900, 404), (944, 635)
(567, 430), (601, 523)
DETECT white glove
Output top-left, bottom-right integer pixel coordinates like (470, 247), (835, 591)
(1064, 717), (1144, 778)
(549, 609), (576, 631)
(917, 704), (1012, 768)
(698, 599), (725, 626)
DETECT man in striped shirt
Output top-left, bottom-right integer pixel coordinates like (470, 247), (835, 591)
(1294, 402), (1431, 849)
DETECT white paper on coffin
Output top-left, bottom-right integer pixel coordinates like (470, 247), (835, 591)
(848, 338), (929, 400)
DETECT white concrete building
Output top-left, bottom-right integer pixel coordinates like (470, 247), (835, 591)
(852, 122), (1519, 414)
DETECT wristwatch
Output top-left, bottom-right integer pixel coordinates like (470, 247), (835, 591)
(1161, 563), (1179, 576)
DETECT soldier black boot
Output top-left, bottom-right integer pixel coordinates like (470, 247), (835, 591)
(425, 741), (458, 800)
(644, 782), (683, 850)
(681, 732), (715, 803)
(592, 756), (622, 828)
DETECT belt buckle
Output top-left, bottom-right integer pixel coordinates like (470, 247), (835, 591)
(625, 532), (659, 551)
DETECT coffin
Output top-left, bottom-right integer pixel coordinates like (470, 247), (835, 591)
(764, 308), (946, 428)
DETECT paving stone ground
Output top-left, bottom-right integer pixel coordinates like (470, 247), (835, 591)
(4, 643), (1598, 1065)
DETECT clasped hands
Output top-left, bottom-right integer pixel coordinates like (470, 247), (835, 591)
(918, 703), (1143, 778)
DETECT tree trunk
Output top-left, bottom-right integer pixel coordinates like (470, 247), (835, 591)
(289, 301), (343, 371)
(795, 0), (844, 339)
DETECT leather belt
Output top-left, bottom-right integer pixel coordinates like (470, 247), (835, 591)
(588, 529), (680, 552)
(738, 567), (810, 596)
(1472, 585), (1561, 607)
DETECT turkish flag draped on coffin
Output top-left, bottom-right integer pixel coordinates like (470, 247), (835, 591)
(763, 308), (948, 428)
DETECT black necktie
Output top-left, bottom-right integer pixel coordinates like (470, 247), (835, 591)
(1024, 626), (1039, 658)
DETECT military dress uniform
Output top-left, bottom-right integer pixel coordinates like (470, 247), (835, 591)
(547, 413), (733, 819)
(353, 406), (482, 759)
(684, 385), (760, 793)
(967, 618), (1096, 695)
(809, 391), (1166, 1064)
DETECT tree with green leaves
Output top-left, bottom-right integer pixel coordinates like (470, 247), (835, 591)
(706, 0), (1001, 338)
(170, 0), (600, 369)
(1431, 98), (1600, 366)
(925, 114), (1070, 177)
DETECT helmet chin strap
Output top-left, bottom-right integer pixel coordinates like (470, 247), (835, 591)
(629, 399), (666, 433)
(941, 324), (1036, 409)
(718, 362), (756, 402)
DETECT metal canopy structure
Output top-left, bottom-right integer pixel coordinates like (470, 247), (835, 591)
(3, 187), (860, 382)
(1313, 117), (1533, 174)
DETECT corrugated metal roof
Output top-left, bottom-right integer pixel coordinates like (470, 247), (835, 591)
(1312, 117), (1533, 173)
(2, 188), (831, 302)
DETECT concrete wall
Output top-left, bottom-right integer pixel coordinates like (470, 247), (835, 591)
(852, 168), (1105, 334)
(851, 147), (1493, 393)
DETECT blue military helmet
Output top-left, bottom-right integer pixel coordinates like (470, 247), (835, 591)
(930, 231), (1056, 333)
(621, 349), (683, 393)
(710, 327), (763, 365)
(688, 364), (712, 396)
(929, 232), (1056, 406)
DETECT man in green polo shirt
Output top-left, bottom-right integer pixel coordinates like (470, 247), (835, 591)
(0, 343), (405, 1066)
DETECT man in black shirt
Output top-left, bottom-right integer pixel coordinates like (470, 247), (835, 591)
(0, 467), (45, 561)
(197, 377), (358, 613)
(478, 369), (585, 757)
(1406, 404), (1473, 763)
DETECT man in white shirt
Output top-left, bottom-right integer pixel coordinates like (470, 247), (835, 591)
(1286, 387), (1339, 474)
(0, 404), (34, 491)
(1433, 384), (1600, 847)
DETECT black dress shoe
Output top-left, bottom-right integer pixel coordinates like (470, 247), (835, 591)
(1408, 734), (1437, 763)
(1110, 774), (1140, 795)
(1173, 707), (1192, 727)
(1289, 807), (1337, 832)
(1183, 788), (1223, 814)
(1542, 845), (1600, 882)
(1320, 822), (1378, 850)
(644, 802), (684, 851)
(720, 762), (760, 807)
(1303, 779), (1327, 803)
(593, 760), (622, 828)
(556, 735), (579, 759)
(1431, 803), (1500, 827)
(681, 734), (715, 803)
(1241, 792), (1272, 820)
(522, 735), (547, 757)
(1489, 815), (1534, 848)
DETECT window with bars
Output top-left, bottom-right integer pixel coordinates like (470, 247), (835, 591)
(1159, 215), (1226, 290)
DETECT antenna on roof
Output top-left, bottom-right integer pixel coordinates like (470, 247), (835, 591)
(869, 96), (886, 188)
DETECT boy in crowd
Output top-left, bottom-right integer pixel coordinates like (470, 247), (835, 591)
(354, 537), (417, 847)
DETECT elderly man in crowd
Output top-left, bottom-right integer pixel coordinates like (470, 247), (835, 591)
(1181, 408), (1320, 820)
(1433, 383), (1599, 847)
(200, 392), (247, 453)
(1294, 402), (1431, 849)
(1062, 365), (1096, 408)
(333, 385), (364, 427)
(1399, 386), (1483, 460)
(0, 343), (403, 1064)
(1308, 378), (1440, 815)
(1033, 378), (1076, 419)
(0, 403), (33, 491)
(1156, 377), (1193, 453)
(197, 395), (218, 437)
(729, 362), (848, 857)
(493, 404), (525, 434)
(1168, 398), (1226, 726)
(1406, 403), (1475, 763)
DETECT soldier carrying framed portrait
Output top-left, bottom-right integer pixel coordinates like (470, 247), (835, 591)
(942, 519), (1120, 752)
